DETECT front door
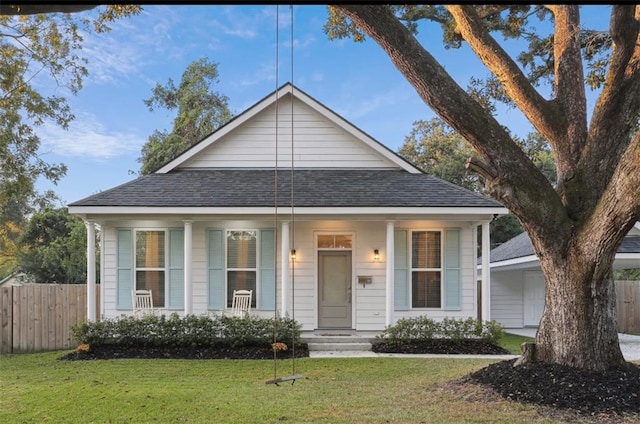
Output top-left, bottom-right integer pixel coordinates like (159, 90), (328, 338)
(318, 251), (352, 328)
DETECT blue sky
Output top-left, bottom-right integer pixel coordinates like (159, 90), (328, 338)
(33, 5), (611, 206)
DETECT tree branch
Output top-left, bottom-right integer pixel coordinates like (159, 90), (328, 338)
(547, 5), (587, 169)
(581, 132), (640, 265)
(333, 4), (569, 245)
(580, 5), (640, 213)
(0, 5), (98, 15)
(446, 6), (560, 144)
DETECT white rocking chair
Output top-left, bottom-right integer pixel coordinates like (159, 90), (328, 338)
(132, 289), (154, 317)
(230, 289), (252, 317)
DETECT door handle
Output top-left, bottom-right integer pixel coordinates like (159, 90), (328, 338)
(347, 286), (352, 303)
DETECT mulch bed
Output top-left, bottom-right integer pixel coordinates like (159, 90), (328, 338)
(372, 339), (511, 354)
(59, 344), (310, 361)
(463, 358), (640, 420)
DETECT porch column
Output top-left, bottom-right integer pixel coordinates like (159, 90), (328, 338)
(85, 220), (96, 322)
(183, 220), (193, 315)
(472, 223), (479, 320)
(481, 221), (491, 321)
(386, 221), (395, 327)
(280, 221), (290, 316)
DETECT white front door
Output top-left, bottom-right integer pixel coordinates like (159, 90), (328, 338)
(318, 251), (352, 329)
(524, 271), (545, 326)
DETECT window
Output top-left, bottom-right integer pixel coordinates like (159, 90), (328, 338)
(317, 234), (352, 249)
(227, 230), (257, 307)
(135, 230), (165, 307)
(411, 231), (442, 308)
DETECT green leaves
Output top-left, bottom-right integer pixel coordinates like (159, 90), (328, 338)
(138, 58), (232, 174)
(0, 6), (140, 228)
(72, 313), (303, 349)
(399, 118), (483, 192)
(17, 207), (90, 284)
(375, 316), (505, 345)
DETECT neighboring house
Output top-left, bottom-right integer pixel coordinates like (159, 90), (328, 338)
(0, 273), (35, 287)
(68, 83), (506, 332)
(489, 223), (640, 328)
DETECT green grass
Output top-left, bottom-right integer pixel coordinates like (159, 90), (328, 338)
(500, 332), (535, 354)
(1, 350), (563, 424)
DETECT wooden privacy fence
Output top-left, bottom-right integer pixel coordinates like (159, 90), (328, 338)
(616, 280), (640, 335)
(0, 284), (100, 354)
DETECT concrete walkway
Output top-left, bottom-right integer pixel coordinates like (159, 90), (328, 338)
(307, 329), (640, 360)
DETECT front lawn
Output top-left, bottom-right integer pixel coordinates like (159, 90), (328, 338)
(1, 352), (553, 424)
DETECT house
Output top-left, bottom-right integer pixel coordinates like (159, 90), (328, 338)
(68, 83), (506, 332)
(0, 272), (35, 287)
(489, 223), (640, 328)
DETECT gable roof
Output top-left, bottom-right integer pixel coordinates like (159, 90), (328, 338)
(69, 169), (503, 210)
(156, 83), (422, 174)
(69, 83), (508, 218)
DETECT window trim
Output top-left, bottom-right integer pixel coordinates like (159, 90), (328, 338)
(410, 229), (444, 309)
(134, 228), (168, 308)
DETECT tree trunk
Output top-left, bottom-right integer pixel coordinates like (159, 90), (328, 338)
(529, 245), (626, 371)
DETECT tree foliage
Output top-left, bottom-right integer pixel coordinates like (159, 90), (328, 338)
(0, 5), (141, 222)
(399, 118), (483, 192)
(398, 117), (558, 246)
(329, 5), (640, 370)
(138, 57), (232, 175)
(17, 208), (90, 284)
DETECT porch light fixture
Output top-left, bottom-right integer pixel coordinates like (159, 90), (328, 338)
(290, 249), (297, 261)
(373, 249), (380, 261)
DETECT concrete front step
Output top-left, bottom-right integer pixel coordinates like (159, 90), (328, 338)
(307, 342), (372, 352)
(300, 332), (379, 352)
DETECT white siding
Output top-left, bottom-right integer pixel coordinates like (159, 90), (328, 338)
(99, 218), (480, 331)
(178, 97), (398, 170)
(490, 270), (525, 328)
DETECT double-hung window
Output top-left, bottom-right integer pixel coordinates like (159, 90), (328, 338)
(411, 230), (442, 308)
(227, 230), (257, 308)
(135, 230), (166, 307)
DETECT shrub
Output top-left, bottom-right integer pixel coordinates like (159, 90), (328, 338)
(375, 316), (504, 345)
(72, 313), (302, 349)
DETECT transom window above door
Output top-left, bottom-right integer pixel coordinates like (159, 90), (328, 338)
(317, 234), (352, 249)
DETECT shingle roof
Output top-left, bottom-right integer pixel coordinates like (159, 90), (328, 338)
(68, 169), (502, 208)
(488, 231), (640, 263)
(489, 232), (535, 263)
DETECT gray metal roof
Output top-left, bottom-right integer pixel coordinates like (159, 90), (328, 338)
(69, 169), (502, 208)
(489, 231), (640, 263)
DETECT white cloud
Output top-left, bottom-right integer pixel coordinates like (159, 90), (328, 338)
(337, 86), (413, 120)
(78, 6), (187, 86)
(38, 112), (144, 161)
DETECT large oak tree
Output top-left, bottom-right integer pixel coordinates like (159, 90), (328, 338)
(330, 5), (640, 370)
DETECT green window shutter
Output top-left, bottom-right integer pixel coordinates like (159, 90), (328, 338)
(168, 229), (184, 310)
(394, 229), (409, 311)
(259, 228), (276, 310)
(116, 229), (133, 310)
(444, 229), (462, 311)
(207, 229), (225, 310)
